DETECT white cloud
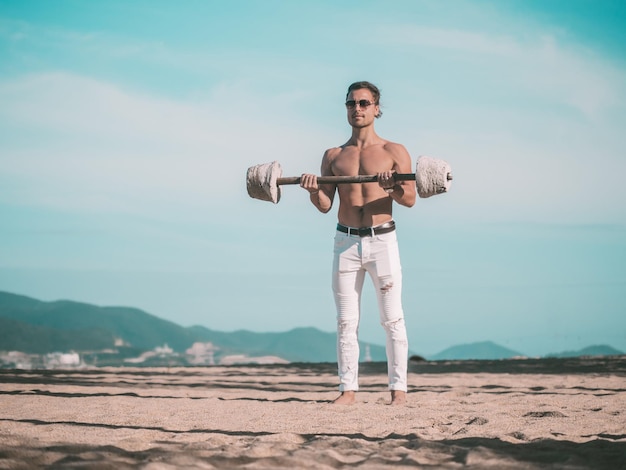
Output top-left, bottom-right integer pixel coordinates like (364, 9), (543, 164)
(375, 24), (626, 118)
(0, 72), (329, 215)
(364, 20), (626, 225)
(379, 25), (523, 56)
(1, 8), (624, 225)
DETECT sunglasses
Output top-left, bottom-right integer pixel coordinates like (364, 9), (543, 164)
(345, 99), (375, 109)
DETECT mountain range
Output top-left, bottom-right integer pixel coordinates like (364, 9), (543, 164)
(0, 291), (622, 364)
(0, 291), (383, 363)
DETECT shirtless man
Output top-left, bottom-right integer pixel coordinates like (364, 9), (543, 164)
(300, 81), (416, 405)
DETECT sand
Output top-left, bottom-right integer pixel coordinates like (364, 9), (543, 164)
(0, 358), (625, 469)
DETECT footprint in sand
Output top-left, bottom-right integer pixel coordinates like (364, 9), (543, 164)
(523, 411), (567, 418)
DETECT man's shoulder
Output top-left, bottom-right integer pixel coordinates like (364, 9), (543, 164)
(381, 140), (407, 152)
(381, 140), (410, 160)
(323, 146), (344, 160)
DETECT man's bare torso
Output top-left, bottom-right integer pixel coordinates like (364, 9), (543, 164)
(324, 141), (398, 228)
(301, 85), (415, 223)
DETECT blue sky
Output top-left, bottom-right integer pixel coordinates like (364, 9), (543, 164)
(1, 0), (625, 357)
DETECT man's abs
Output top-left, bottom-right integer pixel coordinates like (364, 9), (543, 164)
(336, 185), (393, 228)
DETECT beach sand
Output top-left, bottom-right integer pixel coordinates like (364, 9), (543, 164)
(1, 357), (625, 469)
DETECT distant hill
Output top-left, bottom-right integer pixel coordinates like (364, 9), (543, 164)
(189, 326), (344, 363)
(429, 341), (523, 360)
(187, 326), (393, 363)
(1, 291), (623, 363)
(545, 345), (624, 358)
(0, 291), (197, 351)
(0, 291), (387, 362)
(0, 317), (114, 354)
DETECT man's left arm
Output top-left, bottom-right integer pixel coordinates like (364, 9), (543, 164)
(386, 144), (416, 208)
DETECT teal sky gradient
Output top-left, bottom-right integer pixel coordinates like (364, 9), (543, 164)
(1, 1), (625, 357)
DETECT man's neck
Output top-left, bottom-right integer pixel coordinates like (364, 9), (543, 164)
(349, 125), (380, 148)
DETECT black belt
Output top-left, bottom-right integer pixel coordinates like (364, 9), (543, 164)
(337, 221), (396, 237)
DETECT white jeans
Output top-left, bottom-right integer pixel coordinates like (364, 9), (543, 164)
(332, 227), (408, 392)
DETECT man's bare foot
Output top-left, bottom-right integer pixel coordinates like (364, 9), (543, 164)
(390, 390), (407, 405)
(331, 391), (356, 405)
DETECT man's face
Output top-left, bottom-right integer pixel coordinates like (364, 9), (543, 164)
(346, 88), (379, 128)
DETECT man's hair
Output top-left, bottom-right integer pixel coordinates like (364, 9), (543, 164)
(346, 81), (383, 118)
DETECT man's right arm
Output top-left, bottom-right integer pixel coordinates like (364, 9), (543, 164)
(300, 149), (336, 213)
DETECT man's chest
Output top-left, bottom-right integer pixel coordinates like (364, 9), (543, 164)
(332, 149), (393, 176)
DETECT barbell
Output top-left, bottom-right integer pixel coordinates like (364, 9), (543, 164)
(246, 155), (453, 204)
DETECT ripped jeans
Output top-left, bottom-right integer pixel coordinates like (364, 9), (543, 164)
(332, 226), (408, 392)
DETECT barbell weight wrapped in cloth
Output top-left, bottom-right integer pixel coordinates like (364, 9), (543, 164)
(246, 156), (452, 203)
(246, 160), (283, 204)
(415, 155), (453, 198)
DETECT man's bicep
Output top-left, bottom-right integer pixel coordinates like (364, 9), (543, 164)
(321, 148), (337, 176)
(391, 144), (413, 173)
(320, 150), (337, 199)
